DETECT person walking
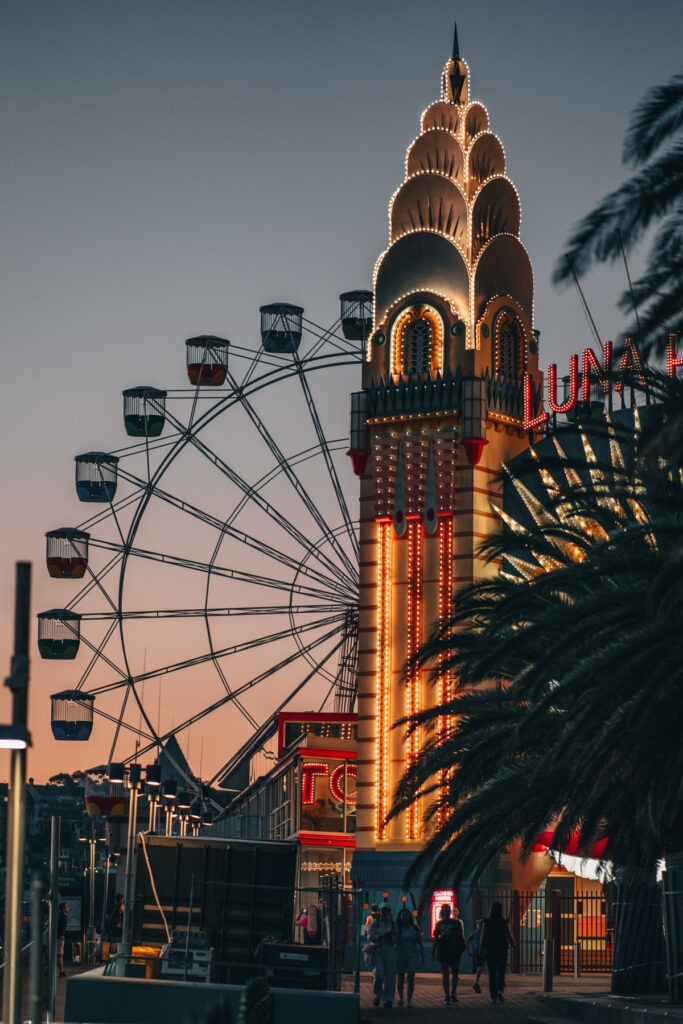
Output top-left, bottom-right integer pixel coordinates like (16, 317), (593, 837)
(466, 919), (485, 993)
(432, 904), (466, 1004)
(395, 908), (423, 1007)
(57, 902), (68, 977)
(480, 902), (516, 1004)
(364, 903), (380, 938)
(367, 905), (398, 1008)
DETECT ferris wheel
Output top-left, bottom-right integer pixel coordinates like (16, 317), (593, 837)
(39, 293), (371, 789)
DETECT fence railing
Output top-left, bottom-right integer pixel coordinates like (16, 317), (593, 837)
(131, 877), (361, 990)
(471, 888), (612, 975)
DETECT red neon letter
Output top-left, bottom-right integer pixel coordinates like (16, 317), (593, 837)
(615, 337), (646, 391)
(301, 763), (328, 803)
(523, 374), (549, 431)
(330, 763), (358, 802)
(548, 355), (578, 414)
(668, 336), (683, 378)
(581, 343), (612, 401)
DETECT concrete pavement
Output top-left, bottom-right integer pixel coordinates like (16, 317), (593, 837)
(346, 971), (683, 1024)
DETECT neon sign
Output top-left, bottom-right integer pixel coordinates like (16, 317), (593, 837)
(301, 761), (357, 804)
(523, 337), (679, 431)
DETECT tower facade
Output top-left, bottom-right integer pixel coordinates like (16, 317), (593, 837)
(350, 33), (543, 895)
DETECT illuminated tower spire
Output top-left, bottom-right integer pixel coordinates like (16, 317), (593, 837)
(351, 31), (544, 888)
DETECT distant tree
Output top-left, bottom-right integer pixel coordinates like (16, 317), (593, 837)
(48, 771), (85, 787)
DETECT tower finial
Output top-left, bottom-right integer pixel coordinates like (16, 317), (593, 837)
(452, 21), (460, 60)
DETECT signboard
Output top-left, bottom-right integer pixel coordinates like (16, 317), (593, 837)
(523, 337), (681, 431)
(299, 754), (357, 833)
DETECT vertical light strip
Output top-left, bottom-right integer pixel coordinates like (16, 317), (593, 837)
(437, 518), (454, 826)
(405, 519), (423, 840)
(376, 520), (392, 840)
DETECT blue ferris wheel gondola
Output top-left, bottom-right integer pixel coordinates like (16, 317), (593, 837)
(50, 690), (95, 741)
(75, 452), (119, 502)
(122, 386), (167, 437)
(260, 303), (304, 353)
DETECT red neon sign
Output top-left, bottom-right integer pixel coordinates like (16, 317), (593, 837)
(523, 337), (676, 431)
(301, 761), (357, 804)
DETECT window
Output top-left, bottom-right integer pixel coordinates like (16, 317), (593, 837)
(497, 318), (520, 378)
(403, 318), (432, 375)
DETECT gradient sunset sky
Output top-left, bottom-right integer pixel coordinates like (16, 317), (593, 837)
(1, 0), (681, 782)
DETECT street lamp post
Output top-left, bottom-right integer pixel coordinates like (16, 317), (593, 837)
(2, 563), (32, 1024)
(79, 823), (105, 963)
(162, 780), (177, 837)
(107, 761), (142, 973)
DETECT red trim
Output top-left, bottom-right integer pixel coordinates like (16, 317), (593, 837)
(296, 831), (356, 848)
(299, 747), (357, 762)
(532, 829), (608, 859)
(277, 712), (356, 757)
(462, 437), (489, 466)
(347, 449), (369, 477)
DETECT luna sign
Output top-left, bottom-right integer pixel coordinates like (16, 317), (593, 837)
(522, 337), (682, 432)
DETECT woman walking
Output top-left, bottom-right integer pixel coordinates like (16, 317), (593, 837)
(480, 902), (516, 1003)
(431, 904), (466, 1004)
(395, 908), (423, 1007)
(368, 905), (398, 1008)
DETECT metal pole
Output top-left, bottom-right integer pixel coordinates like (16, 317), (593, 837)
(47, 815), (60, 1023)
(87, 831), (96, 962)
(574, 940), (582, 977)
(28, 876), (43, 1024)
(543, 938), (554, 992)
(2, 562), (31, 1024)
(115, 784), (139, 971)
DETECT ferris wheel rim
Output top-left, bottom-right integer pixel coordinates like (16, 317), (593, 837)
(49, 333), (363, 777)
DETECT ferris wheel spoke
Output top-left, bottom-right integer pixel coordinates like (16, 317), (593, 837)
(63, 550), (123, 617)
(121, 470), (353, 596)
(80, 603), (348, 620)
(225, 370), (357, 582)
(132, 619), (347, 768)
(75, 620), (129, 685)
(108, 684), (133, 763)
(76, 489), (144, 534)
(92, 537), (349, 602)
(89, 698), (155, 741)
(90, 611), (346, 696)
(185, 429), (354, 591)
(292, 349), (359, 564)
(300, 316), (354, 360)
(208, 628), (347, 786)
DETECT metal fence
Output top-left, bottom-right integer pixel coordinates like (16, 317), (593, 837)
(133, 876), (361, 989)
(471, 888), (613, 975)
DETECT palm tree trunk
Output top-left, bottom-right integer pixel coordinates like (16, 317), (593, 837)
(662, 852), (683, 1000)
(611, 866), (666, 995)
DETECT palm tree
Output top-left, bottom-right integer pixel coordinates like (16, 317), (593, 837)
(390, 410), (683, 992)
(553, 72), (683, 356)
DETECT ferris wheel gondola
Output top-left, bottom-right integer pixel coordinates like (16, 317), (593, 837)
(41, 292), (371, 792)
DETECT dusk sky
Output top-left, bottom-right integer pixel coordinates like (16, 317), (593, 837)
(1, 1), (681, 782)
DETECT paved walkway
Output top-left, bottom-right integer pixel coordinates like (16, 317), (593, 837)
(50, 965), (683, 1023)
(344, 971), (683, 1023)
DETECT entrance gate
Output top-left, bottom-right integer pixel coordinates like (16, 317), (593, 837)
(472, 888), (613, 975)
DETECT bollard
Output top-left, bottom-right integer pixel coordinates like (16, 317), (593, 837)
(543, 939), (554, 992)
(574, 940), (582, 978)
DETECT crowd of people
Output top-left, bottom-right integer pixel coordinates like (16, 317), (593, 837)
(363, 900), (515, 1007)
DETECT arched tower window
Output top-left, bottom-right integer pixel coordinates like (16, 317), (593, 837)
(404, 318), (432, 375)
(391, 304), (444, 377)
(494, 313), (524, 379)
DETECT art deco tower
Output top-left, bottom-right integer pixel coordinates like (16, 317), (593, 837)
(350, 28), (544, 892)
